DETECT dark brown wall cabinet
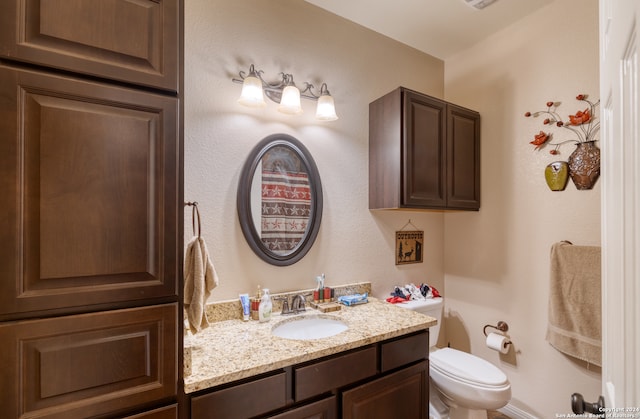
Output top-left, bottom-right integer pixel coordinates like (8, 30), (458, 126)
(369, 87), (480, 211)
(0, 65), (179, 316)
(0, 304), (178, 419)
(190, 331), (429, 419)
(0, 1), (182, 418)
(0, 0), (179, 91)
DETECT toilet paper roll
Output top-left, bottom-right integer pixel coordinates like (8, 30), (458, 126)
(486, 332), (510, 354)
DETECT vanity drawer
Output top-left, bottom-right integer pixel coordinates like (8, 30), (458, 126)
(191, 372), (287, 419)
(267, 396), (336, 419)
(380, 331), (429, 372)
(295, 346), (377, 401)
(123, 404), (178, 419)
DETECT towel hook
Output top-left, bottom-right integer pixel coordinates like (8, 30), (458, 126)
(483, 321), (509, 337)
(185, 202), (201, 238)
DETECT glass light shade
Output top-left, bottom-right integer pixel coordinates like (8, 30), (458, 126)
(238, 75), (266, 107)
(315, 94), (338, 121)
(278, 85), (303, 115)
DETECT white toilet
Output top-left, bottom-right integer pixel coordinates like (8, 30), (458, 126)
(399, 298), (511, 419)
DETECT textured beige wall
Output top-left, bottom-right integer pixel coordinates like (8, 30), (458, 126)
(184, 0), (445, 302)
(444, 0), (601, 416)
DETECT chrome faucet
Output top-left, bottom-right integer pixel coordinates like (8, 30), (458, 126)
(291, 294), (307, 313)
(275, 293), (310, 315)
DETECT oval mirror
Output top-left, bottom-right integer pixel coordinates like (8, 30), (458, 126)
(237, 134), (323, 266)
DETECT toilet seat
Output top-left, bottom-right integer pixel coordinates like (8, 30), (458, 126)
(430, 347), (509, 389)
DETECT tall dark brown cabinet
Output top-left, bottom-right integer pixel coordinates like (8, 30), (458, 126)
(0, 1), (183, 418)
(369, 87), (480, 211)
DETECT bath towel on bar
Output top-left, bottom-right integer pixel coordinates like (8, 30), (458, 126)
(184, 235), (219, 334)
(546, 241), (601, 366)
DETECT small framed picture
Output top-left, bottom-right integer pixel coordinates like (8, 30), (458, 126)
(395, 231), (424, 265)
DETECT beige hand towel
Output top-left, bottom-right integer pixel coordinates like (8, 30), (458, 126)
(184, 235), (219, 334)
(546, 241), (601, 366)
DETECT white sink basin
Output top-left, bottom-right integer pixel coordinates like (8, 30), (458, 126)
(271, 315), (348, 340)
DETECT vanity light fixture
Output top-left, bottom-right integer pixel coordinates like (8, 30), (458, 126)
(315, 84), (339, 121)
(237, 65), (266, 108)
(278, 76), (303, 115)
(232, 64), (338, 121)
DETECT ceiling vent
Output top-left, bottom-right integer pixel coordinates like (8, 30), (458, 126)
(463, 0), (498, 10)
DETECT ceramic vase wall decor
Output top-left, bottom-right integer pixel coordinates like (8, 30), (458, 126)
(545, 161), (569, 191)
(524, 94), (600, 191)
(567, 141), (600, 190)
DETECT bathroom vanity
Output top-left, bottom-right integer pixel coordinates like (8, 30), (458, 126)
(184, 297), (436, 419)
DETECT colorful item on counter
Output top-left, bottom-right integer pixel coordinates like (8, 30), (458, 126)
(391, 286), (408, 299)
(251, 285), (262, 320)
(312, 273), (335, 302)
(338, 292), (368, 306)
(258, 288), (273, 323)
(386, 283), (441, 304)
(323, 287), (331, 302)
(239, 294), (250, 321)
(315, 273), (326, 302)
(386, 296), (410, 304)
(404, 284), (424, 300)
(251, 298), (260, 320)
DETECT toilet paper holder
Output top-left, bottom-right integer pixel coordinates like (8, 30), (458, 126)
(483, 321), (509, 337)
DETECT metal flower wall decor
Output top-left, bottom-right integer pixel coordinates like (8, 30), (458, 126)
(525, 94), (600, 153)
(524, 94), (601, 190)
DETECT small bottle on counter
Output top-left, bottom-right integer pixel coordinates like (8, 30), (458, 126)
(315, 274), (325, 302)
(251, 286), (261, 320)
(258, 288), (272, 323)
(324, 287), (332, 302)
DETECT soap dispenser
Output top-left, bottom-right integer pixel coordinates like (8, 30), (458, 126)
(258, 288), (272, 323)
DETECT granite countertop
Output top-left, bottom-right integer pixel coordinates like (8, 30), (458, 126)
(184, 297), (436, 394)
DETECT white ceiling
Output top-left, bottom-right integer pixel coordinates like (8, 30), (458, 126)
(305, 0), (555, 60)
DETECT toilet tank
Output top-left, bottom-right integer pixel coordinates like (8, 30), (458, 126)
(398, 297), (443, 348)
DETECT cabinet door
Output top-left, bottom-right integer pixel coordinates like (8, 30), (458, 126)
(0, 64), (179, 317)
(369, 87), (402, 210)
(447, 104), (480, 210)
(402, 91), (447, 208)
(342, 361), (428, 419)
(0, 0), (179, 91)
(0, 303), (178, 419)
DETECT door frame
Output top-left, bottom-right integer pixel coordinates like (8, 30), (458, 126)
(599, 0), (640, 409)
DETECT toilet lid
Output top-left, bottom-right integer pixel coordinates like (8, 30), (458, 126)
(430, 347), (508, 388)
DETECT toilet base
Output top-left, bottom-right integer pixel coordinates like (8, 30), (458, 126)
(429, 378), (490, 419)
(429, 404), (488, 419)
(429, 377), (450, 419)
(448, 406), (489, 419)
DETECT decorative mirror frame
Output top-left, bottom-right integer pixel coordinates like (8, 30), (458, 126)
(237, 134), (323, 266)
